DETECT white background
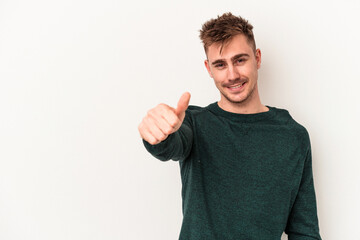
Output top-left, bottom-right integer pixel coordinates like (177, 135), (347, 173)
(0, 0), (359, 239)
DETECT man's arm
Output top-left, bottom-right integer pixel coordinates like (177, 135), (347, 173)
(285, 144), (322, 239)
(138, 92), (193, 161)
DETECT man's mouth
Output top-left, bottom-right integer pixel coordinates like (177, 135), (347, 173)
(228, 81), (247, 89)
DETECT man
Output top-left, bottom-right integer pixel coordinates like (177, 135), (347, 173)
(138, 12), (322, 240)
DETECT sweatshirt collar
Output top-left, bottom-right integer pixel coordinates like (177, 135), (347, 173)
(206, 102), (277, 122)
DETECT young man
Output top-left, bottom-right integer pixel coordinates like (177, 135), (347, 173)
(138, 12), (322, 240)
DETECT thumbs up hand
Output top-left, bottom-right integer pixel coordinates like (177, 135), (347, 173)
(138, 92), (191, 145)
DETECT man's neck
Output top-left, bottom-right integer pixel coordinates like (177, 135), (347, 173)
(218, 100), (269, 114)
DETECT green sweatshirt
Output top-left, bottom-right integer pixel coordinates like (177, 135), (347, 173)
(143, 102), (321, 240)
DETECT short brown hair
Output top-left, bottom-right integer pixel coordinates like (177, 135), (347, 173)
(199, 12), (256, 55)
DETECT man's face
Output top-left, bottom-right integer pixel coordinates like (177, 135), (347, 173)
(205, 34), (261, 107)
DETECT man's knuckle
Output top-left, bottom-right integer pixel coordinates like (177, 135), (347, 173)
(158, 132), (166, 140)
(165, 127), (172, 135)
(157, 103), (167, 109)
(146, 109), (154, 117)
(138, 124), (143, 133)
(170, 119), (178, 127)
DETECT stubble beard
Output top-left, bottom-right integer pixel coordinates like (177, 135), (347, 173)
(220, 81), (256, 105)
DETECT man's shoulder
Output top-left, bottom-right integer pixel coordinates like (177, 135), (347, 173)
(274, 106), (310, 142)
(185, 104), (211, 115)
(187, 105), (205, 111)
(183, 103), (218, 126)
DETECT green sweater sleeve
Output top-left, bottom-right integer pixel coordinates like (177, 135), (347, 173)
(142, 111), (193, 162)
(285, 144), (322, 239)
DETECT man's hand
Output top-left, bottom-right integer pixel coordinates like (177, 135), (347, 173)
(138, 92), (191, 145)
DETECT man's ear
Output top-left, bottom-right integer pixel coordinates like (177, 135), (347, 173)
(255, 49), (262, 69)
(204, 60), (213, 78)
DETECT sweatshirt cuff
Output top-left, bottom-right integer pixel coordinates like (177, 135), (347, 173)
(142, 133), (177, 161)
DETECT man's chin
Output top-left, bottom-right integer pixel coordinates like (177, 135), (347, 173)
(222, 95), (247, 104)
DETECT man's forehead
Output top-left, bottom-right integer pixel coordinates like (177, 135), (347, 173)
(207, 34), (253, 60)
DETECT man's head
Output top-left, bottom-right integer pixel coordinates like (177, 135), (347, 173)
(199, 12), (256, 56)
(199, 13), (263, 112)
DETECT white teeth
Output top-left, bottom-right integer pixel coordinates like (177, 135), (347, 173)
(230, 82), (245, 89)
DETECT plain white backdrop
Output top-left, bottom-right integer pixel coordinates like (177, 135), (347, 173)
(0, 0), (359, 239)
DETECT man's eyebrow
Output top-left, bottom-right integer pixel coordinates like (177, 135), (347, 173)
(211, 59), (225, 66)
(210, 53), (250, 65)
(231, 53), (250, 61)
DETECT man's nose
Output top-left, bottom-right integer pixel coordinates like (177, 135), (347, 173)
(227, 65), (240, 81)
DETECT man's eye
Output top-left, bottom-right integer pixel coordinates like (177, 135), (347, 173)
(215, 64), (224, 68)
(237, 58), (245, 63)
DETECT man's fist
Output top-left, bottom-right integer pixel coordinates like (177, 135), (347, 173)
(138, 92), (191, 145)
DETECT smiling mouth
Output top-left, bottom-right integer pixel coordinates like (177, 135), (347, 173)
(228, 81), (246, 89)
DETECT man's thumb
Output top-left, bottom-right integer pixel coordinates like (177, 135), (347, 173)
(175, 92), (191, 117)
